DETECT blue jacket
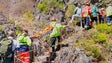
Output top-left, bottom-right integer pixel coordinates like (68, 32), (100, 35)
(92, 6), (98, 17)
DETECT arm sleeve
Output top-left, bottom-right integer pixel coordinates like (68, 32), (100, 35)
(12, 40), (20, 51)
(74, 7), (78, 12)
(26, 37), (32, 46)
(96, 7), (98, 13)
(60, 25), (66, 30)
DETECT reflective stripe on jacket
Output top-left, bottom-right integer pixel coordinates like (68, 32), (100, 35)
(18, 35), (31, 46)
(50, 22), (65, 38)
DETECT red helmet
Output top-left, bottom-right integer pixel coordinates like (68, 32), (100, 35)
(51, 16), (56, 21)
(86, 2), (90, 5)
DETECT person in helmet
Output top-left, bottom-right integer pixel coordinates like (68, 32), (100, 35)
(17, 29), (32, 63)
(82, 2), (92, 29)
(17, 29), (32, 52)
(50, 16), (65, 52)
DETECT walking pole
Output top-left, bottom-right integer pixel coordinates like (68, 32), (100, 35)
(60, 30), (62, 49)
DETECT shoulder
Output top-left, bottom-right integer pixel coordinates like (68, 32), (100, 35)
(25, 36), (31, 39)
(50, 22), (56, 26)
(75, 7), (79, 9)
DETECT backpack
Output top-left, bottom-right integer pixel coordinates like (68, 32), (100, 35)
(0, 38), (12, 57)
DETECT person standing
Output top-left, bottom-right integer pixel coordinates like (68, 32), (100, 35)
(1, 31), (20, 63)
(91, 3), (99, 25)
(17, 29), (32, 63)
(106, 3), (112, 25)
(70, 3), (82, 27)
(82, 2), (92, 29)
(50, 17), (65, 52)
(99, 7), (106, 24)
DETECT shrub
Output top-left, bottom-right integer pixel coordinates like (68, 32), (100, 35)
(96, 24), (112, 34)
(9, 19), (15, 24)
(38, 4), (47, 12)
(75, 38), (100, 58)
(86, 51), (92, 56)
(23, 11), (34, 21)
(9, 16), (15, 24)
(0, 25), (4, 31)
(65, 3), (75, 21)
(56, 2), (64, 10)
(49, 1), (57, 7)
(99, 60), (106, 63)
(92, 46), (101, 58)
(37, 0), (64, 14)
(94, 33), (108, 44)
(75, 38), (87, 48)
(38, 22), (49, 29)
(16, 24), (22, 36)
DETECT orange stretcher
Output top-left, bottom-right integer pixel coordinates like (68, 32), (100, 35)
(31, 26), (53, 38)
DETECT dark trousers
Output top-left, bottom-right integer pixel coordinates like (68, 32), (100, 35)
(107, 15), (112, 25)
(50, 36), (60, 52)
(99, 17), (104, 24)
(91, 17), (98, 25)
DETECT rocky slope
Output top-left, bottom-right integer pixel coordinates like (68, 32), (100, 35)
(0, 0), (112, 63)
(0, 0), (35, 19)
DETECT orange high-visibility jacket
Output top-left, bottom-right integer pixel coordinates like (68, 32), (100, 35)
(82, 6), (92, 18)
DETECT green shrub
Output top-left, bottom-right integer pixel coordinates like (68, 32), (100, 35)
(92, 46), (101, 58)
(96, 24), (112, 34)
(37, 3), (50, 14)
(49, 1), (57, 7)
(37, 0), (64, 14)
(0, 25), (4, 31)
(56, 2), (64, 10)
(75, 38), (100, 58)
(86, 51), (92, 56)
(38, 3), (46, 12)
(66, 3), (75, 21)
(94, 33), (108, 44)
(75, 38), (87, 48)
(99, 60), (106, 63)
(16, 24), (22, 36)
(9, 16), (15, 24)
(23, 11), (34, 21)
(9, 19), (15, 24)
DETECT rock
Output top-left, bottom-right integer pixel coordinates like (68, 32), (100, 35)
(0, 0), (35, 19)
(0, 13), (8, 25)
